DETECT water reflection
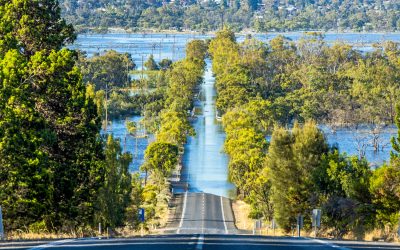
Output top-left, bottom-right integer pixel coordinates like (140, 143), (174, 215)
(320, 125), (397, 166)
(181, 60), (236, 198)
(102, 116), (150, 173)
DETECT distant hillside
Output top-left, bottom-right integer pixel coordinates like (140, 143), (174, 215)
(59, 0), (400, 32)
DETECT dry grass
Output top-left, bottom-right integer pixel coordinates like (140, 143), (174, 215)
(5, 232), (77, 241)
(232, 200), (253, 231)
(231, 200), (288, 236)
(233, 200), (320, 237)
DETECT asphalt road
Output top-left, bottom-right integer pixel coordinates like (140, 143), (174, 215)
(1, 235), (400, 250)
(2, 193), (400, 249)
(176, 192), (236, 234)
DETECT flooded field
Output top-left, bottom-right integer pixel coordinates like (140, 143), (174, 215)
(82, 32), (399, 196)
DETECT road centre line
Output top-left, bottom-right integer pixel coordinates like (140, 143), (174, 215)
(196, 234), (204, 250)
(202, 193), (205, 234)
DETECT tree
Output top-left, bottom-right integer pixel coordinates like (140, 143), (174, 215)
(370, 164), (400, 235)
(143, 142), (179, 177)
(318, 152), (373, 239)
(0, 0), (75, 57)
(266, 121), (328, 231)
(144, 54), (159, 71)
(0, 0), (106, 232)
(80, 50), (136, 90)
(186, 40), (208, 66)
(96, 136), (132, 229)
(159, 58), (173, 70)
(0, 50), (51, 230)
(126, 120), (137, 135)
(370, 104), (400, 236)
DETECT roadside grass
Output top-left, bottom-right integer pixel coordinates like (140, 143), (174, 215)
(233, 200), (291, 236)
(5, 231), (78, 241)
(232, 200), (253, 231)
(231, 199), (400, 241)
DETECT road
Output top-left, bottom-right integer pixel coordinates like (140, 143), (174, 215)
(1, 235), (400, 250)
(175, 192), (236, 234)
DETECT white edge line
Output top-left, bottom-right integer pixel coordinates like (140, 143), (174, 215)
(220, 196), (228, 234)
(196, 234), (204, 250)
(28, 239), (76, 250)
(177, 191), (188, 234)
(310, 238), (352, 250)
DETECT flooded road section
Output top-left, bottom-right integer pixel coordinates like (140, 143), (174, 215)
(181, 60), (235, 198)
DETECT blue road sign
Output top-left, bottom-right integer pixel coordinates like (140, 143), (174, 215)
(138, 208), (145, 222)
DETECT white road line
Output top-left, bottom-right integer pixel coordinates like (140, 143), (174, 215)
(220, 196), (228, 234)
(28, 239), (75, 250)
(196, 234), (204, 250)
(310, 238), (352, 250)
(202, 193), (205, 235)
(177, 191), (188, 234)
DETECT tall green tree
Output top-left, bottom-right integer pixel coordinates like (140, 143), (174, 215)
(266, 121), (328, 230)
(0, 50), (51, 230)
(144, 54), (159, 71)
(143, 142), (179, 178)
(80, 50), (135, 90)
(370, 104), (400, 235)
(0, 0), (105, 232)
(0, 0), (75, 57)
(96, 136), (132, 229)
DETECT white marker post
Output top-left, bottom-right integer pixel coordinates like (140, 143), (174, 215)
(312, 209), (321, 238)
(0, 206), (4, 240)
(271, 219), (276, 236)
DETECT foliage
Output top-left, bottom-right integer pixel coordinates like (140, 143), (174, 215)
(211, 29), (388, 237)
(317, 152), (374, 238)
(159, 59), (173, 71)
(79, 50), (136, 90)
(59, 0), (400, 32)
(369, 105), (400, 236)
(266, 121), (328, 231)
(143, 142), (179, 177)
(139, 40), (206, 224)
(212, 30), (400, 125)
(144, 54), (159, 71)
(96, 136), (132, 228)
(0, 0), (137, 235)
(126, 121), (137, 135)
(1, 0), (75, 57)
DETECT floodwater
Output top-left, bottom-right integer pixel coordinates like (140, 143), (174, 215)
(102, 116), (151, 173)
(71, 32), (400, 68)
(181, 60), (236, 198)
(320, 125), (397, 166)
(77, 33), (399, 195)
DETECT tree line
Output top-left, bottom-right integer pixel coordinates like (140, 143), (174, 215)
(59, 0), (400, 32)
(139, 40), (208, 226)
(210, 29), (400, 239)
